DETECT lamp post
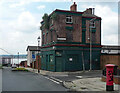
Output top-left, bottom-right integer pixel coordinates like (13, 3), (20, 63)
(18, 52), (19, 68)
(89, 17), (96, 71)
(37, 36), (40, 73)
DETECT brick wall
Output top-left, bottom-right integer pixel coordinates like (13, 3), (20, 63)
(35, 55), (41, 69)
(86, 20), (101, 44)
(41, 11), (101, 45)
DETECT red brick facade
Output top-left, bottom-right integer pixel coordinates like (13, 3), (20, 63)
(41, 8), (101, 46)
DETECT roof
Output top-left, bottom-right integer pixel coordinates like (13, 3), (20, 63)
(82, 13), (101, 19)
(51, 9), (101, 19)
(54, 9), (83, 15)
(41, 9), (101, 23)
(26, 46), (41, 51)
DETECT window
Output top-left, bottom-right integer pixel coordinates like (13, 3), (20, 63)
(66, 16), (72, 23)
(90, 21), (95, 28)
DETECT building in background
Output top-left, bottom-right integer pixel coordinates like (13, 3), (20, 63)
(40, 2), (101, 72)
(26, 46), (41, 67)
(20, 60), (27, 67)
(101, 45), (120, 69)
(2, 57), (11, 66)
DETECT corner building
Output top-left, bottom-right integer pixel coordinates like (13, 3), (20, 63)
(40, 2), (102, 72)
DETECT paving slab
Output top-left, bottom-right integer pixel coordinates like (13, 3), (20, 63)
(63, 77), (119, 92)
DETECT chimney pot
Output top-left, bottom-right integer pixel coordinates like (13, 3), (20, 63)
(70, 2), (77, 11)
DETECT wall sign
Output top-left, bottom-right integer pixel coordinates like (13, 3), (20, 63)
(69, 58), (73, 61)
(57, 38), (66, 40)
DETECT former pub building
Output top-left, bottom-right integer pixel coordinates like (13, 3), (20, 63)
(40, 2), (102, 72)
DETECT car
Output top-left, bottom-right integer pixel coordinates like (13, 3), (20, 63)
(11, 64), (17, 68)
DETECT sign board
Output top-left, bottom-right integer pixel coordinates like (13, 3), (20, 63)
(69, 58), (73, 61)
(57, 38), (66, 41)
(32, 54), (35, 59)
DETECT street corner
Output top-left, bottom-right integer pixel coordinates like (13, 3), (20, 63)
(63, 81), (76, 90)
(63, 77), (119, 92)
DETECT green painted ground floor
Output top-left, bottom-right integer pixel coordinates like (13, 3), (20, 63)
(40, 45), (101, 72)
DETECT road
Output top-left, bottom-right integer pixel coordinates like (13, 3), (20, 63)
(2, 67), (68, 92)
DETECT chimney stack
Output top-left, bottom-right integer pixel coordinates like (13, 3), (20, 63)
(84, 8), (95, 15)
(70, 2), (77, 11)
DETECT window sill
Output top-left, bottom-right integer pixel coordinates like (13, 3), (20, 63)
(66, 22), (73, 24)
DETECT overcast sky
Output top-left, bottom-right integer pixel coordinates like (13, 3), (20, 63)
(0, 0), (119, 55)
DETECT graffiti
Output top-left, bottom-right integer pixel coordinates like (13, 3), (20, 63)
(108, 70), (113, 82)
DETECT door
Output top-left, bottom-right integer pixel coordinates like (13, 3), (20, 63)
(56, 57), (62, 72)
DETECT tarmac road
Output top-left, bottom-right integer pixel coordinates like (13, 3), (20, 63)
(2, 67), (67, 92)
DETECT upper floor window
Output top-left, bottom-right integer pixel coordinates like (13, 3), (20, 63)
(90, 21), (95, 28)
(66, 16), (72, 24)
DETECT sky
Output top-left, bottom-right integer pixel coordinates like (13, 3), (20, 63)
(0, 0), (119, 56)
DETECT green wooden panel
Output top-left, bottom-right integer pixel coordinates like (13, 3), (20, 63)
(92, 29), (96, 32)
(49, 54), (55, 71)
(65, 54), (82, 71)
(83, 51), (90, 70)
(41, 55), (47, 70)
(82, 19), (86, 28)
(65, 26), (73, 30)
(91, 50), (100, 70)
(41, 48), (101, 72)
(83, 50), (100, 70)
(56, 57), (63, 72)
(46, 55), (48, 70)
(82, 31), (86, 44)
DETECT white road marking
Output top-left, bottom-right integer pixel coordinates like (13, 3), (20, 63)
(76, 76), (83, 78)
(50, 77), (63, 83)
(45, 77), (60, 84)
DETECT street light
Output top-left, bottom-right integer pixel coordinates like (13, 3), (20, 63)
(37, 36), (40, 73)
(89, 17), (96, 71)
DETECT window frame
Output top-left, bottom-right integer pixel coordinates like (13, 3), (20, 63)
(66, 16), (73, 24)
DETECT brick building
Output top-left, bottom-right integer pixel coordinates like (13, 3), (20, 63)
(40, 2), (102, 72)
(20, 60), (27, 67)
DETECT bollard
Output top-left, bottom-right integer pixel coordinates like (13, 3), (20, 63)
(106, 64), (115, 91)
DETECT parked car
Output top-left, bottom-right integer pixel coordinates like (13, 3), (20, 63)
(11, 64), (17, 68)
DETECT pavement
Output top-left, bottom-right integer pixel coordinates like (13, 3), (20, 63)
(26, 67), (120, 92)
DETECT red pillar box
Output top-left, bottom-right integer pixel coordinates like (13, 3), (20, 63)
(105, 64), (115, 91)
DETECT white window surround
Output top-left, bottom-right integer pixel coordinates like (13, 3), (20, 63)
(66, 16), (72, 23)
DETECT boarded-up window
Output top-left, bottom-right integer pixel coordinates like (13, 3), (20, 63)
(66, 30), (73, 42)
(92, 32), (96, 43)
